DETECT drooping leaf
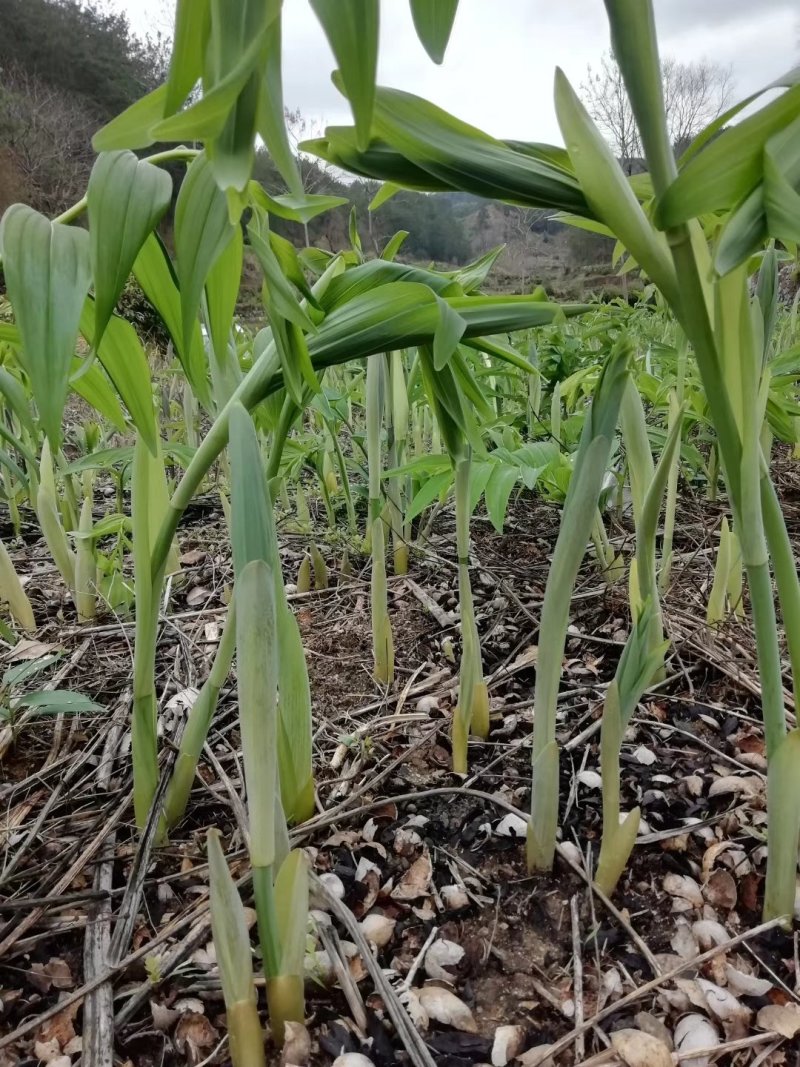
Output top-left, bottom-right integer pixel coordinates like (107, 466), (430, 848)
(257, 11), (304, 197)
(656, 82), (800, 228)
(79, 302), (157, 453)
(406, 469), (454, 520)
(0, 367), (35, 434)
(484, 463), (519, 532)
(69, 357), (128, 432)
(409, 0), (459, 63)
(554, 68), (678, 306)
(132, 233), (210, 408)
(248, 183), (348, 224)
(206, 226), (243, 369)
(0, 205), (91, 446)
(381, 230), (410, 261)
(87, 151), (173, 350)
(165, 0), (211, 114)
(92, 85), (169, 152)
(311, 0), (379, 149)
(174, 153), (236, 360)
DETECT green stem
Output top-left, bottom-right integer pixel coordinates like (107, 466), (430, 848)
(761, 470), (800, 711)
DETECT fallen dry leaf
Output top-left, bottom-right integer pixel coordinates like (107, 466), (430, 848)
(495, 812), (527, 838)
(185, 585), (211, 607)
(36, 1001), (79, 1052)
(174, 1013), (219, 1064)
(281, 1021), (311, 1066)
(360, 913), (396, 948)
(691, 919), (729, 949)
(440, 884), (469, 910)
(757, 1002), (800, 1038)
(724, 964), (772, 998)
(703, 870), (737, 910)
(708, 775), (762, 798)
(633, 1013), (673, 1051)
(674, 1013), (719, 1067)
(391, 852), (432, 901)
(696, 979), (751, 1038)
(490, 1023), (526, 1065)
(9, 639), (60, 661)
(42, 959), (73, 991)
(517, 1045), (555, 1067)
(151, 1000), (179, 1032)
(611, 1028), (672, 1067)
(663, 873), (703, 909)
(424, 939), (465, 981)
(418, 985), (477, 1033)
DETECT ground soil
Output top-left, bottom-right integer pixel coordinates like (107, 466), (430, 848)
(1, 454), (800, 1067)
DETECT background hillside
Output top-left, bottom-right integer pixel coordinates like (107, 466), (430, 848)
(0, 0), (618, 298)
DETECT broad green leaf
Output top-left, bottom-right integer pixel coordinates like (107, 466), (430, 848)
(12, 689), (103, 714)
(203, 1), (273, 196)
(79, 302), (157, 453)
(166, 0), (210, 114)
(0, 367), (35, 434)
(554, 69), (678, 306)
(87, 151), (173, 349)
(409, 0), (459, 63)
(764, 151), (800, 245)
(274, 850), (309, 975)
(657, 82), (800, 228)
(257, 13), (304, 198)
(484, 462), (519, 532)
(0, 422), (35, 470)
(133, 234), (210, 408)
(206, 226), (243, 369)
(468, 460), (494, 514)
(446, 245), (505, 293)
(0, 448), (27, 486)
(2, 654), (62, 689)
(63, 447), (134, 475)
(381, 230), (409, 261)
(679, 63), (800, 167)
(174, 153), (235, 360)
(153, 1), (277, 145)
(236, 558), (278, 869)
(371, 85), (591, 214)
(92, 85), (168, 152)
(406, 469), (454, 520)
(229, 402), (271, 572)
(311, 0), (379, 150)
(247, 212), (318, 405)
(69, 357), (128, 432)
(207, 829), (258, 1007)
(248, 183), (348, 224)
(0, 205), (91, 447)
(433, 297), (466, 370)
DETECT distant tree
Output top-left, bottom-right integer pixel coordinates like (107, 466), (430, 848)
(0, 0), (166, 122)
(0, 62), (96, 214)
(580, 52), (733, 171)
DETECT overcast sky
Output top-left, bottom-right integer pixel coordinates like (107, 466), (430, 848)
(116, 1), (798, 145)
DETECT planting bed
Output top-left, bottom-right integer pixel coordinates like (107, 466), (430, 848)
(2, 458), (800, 1067)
